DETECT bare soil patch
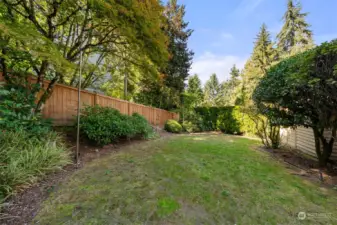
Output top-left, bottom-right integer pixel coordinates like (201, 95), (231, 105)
(259, 147), (337, 187)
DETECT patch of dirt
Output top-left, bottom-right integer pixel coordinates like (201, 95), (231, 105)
(0, 129), (174, 225)
(259, 147), (337, 188)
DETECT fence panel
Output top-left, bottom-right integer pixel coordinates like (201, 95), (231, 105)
(281, 126), (337, 162)
(0, 73), (179, 127)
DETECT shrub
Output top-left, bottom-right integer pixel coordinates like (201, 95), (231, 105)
(194, 106), (255, 135)
(0, 82), (52, 136)
(80, 105), (154, 145)
(182, 121), (200, 133)
(164, 120), (182, 133)
(130, 113), (155, 139)
(0, 130), (71, 202)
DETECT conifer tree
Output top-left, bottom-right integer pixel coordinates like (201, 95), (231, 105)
(204, 74), (220, 106)
(187, 74), (204, 102)
(277, 0), (313, 56)
(241, 24), (276, 103)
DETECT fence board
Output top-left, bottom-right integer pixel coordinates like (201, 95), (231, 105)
(0, 73), (178, 127)
(281, 126), (337, 162)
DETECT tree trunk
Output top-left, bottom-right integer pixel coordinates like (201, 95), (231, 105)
(313, 127), (335, 168)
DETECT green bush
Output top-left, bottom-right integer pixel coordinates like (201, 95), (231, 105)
(193, 106), (255, 135)
(0, 83), (52, 136)
(0, 130), (71, 202)
(182, 121), (200, 133)
(164, 120), (182, 133)
(80, 105), (154, 145)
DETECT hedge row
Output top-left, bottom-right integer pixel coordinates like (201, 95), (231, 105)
(187, 106), (255, 134)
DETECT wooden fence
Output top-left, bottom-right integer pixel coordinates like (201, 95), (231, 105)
(0, 73), (179, 127)
(281, 127), (337, 162)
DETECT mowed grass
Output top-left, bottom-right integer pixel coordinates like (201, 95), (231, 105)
(35, 134), (337, 224)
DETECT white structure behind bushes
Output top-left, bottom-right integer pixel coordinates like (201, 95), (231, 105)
(281, 127), (337, 162)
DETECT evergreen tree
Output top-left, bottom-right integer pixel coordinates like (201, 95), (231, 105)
(204, 74), (220, 106)
(218, 65), (241, 106)
(164, 0), (194, 95)
(136, 0), (194, 110)
(252, 24), (276, 75)
(187, 74), (203, 100)
(241, 24), (276, 104)
(277, 0), (313, 56)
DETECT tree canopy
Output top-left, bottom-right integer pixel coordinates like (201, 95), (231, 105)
(253, 39), (337, 166)
(277, 0), (313, 57)
(0, 0), (169, 109)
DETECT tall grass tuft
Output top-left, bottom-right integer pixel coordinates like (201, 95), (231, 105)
(0, 130), (71, 202)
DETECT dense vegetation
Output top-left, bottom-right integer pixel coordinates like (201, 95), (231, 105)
(254, 40), (337, 166)
(0, 82), (71, 202)
(80, 105), (154, 145)
(164, 119), (182, 133)
(0, 130), (70, 201)
(181, 0), (314, 150)
(187, 107), (255, 135)
(0, 0), (193, 111)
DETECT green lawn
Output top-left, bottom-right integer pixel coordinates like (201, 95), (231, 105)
(35, 134), (337, 224)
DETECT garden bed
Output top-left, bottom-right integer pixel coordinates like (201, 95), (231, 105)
(0, 129), (169, 225)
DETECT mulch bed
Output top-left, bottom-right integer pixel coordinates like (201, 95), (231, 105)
(0, 129), (171, 225)
(259, 147), (337, 187)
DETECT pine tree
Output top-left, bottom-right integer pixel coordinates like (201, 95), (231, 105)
(164, 0), (194, 94)
(204, 74), (220, 106)
(137, 0), (194, 110)
(277, 0), (313, 56)
(218, 65), (241, 106)
(240, 24), (276, 104)
(252, 24), (276, 75)
(187, 74), (203, 100)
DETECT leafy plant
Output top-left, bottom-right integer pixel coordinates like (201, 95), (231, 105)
(164, 120), (182, 133)
(0, 82), (51, 136)
(182, 121), (200, 133)
(80, 105), (154, 145)
(193, 106), (255, 134)
(244, 107), (280, 149)
(253, 39), (337, 166)
(0, 130), (70, 202)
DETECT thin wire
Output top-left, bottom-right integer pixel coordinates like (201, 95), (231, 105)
(76, 51), (83, 166)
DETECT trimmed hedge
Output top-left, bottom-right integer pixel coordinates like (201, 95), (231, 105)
(188, 106), (255, 134)
(80, 105), (154, 145)
(164, 120), (182, 133)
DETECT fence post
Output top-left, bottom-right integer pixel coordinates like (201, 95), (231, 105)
(94, 92), (98, 106)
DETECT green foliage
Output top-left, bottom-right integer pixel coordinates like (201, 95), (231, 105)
(240, 24), (276, 104)
(182, 121), (200, 133)
(0, 130), (70, 201)
(193, 106), (255, 134)
(244, 107), (281, 149)
(217, 65), (242, 106)
(164, 120), (182, 133)
(253, 39), (337, 166)
(136, 0), (194, 111)
(80, 105), (154, 145)
(0, 83), (51, 136)
(203, 74), (221, 106)
(186, 74), (203, 106)
(1, 0), (169, 110)
(277, 0), (313, 57)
